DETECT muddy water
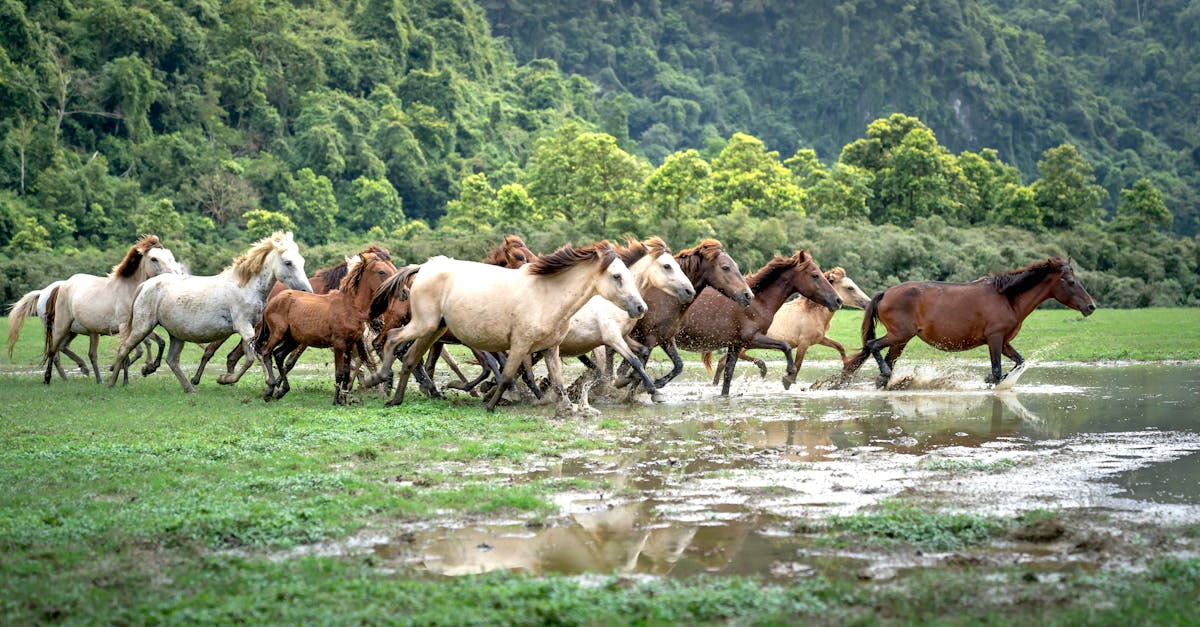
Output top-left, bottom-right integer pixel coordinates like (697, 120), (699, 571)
(330, 362), (1200, 579)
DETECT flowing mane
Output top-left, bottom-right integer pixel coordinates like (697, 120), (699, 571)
(230, 232), (292, 287)
(616, 236), (671, 267)
(826, 266), (847, 282)
(481, 235), (532, 265)
(986, 257), (1068, 296)
(113, 235), (163, 278)
(527, 241), (617, 276)
(675, 239), (726, 276)
(746, 250), (812, 292)
(313, 244), (391, 289)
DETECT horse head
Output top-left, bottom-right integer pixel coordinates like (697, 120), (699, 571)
(621, 237), (695, 304)
(1051, 258), (1097, 316)
(598, 253), (648, 320)
(827, 267), (872, 309)
(483, 235), (537, 268)
(785, 250), (841, 313)
(532, 241), (646, 319)
(269, 232), (313, 293)
(340, 252), (399, 296)
(677, 239), (753, 307)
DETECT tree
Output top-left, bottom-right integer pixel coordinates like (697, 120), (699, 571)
(1032, 144), (1108, 230)
(439, 173), (498, 232)
(243, 209), (296, 240)
(703, 133), (803, 219)
(1113, 178), (1172, 232)
(644, 148), (711, 222)
(346, 175), (404, 234)
(133, 198), (184, 241)
(279, 168), (338, 244)
(523, 126), (648, 235)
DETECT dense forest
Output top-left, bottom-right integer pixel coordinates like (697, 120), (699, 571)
(1, 0), (1197, 308)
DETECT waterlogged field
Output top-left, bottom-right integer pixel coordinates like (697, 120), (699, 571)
(3, 308), (1200, 623)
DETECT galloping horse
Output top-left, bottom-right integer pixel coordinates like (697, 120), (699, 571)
(675, 250), (842, 396)
(552, 237), (695, 403)
(616, 239), (755, 391)
(107, 232), (312, 392)
(842, 257), (1097, 386)
(364, 242), (647, 413)
(9, 281), (92, 379)
(702, 266), (872, 381)
(257, 251), (397, 403)
(194, 244), (392, 385)
(37, 235), (184, 384)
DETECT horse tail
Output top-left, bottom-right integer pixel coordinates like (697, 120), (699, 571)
(6, 289), (41, 357)
(861, 291), (884, 344)
(370, 264), (420, 319)
(701, 351), (715, 374)
(42, 285), (61, 364)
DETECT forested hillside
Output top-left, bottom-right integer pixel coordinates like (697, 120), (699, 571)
(1, 0), (1197, 309)
(485, 0), (1199, 234)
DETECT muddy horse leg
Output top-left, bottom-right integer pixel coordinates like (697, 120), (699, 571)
(1001, 342), (1024, 379)
(719, 344), (740, 396)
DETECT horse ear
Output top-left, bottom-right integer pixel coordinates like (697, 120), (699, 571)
(796, 250), (812, 263)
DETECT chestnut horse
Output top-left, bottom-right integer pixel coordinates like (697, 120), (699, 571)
(702, 266), (872, 380)
(615, 239), (755, 392)
(674, 250), (842, 396)
(364, 242), (647, 413)
(257, 251), (398, 403)
(842, 257), (1097, 386)
(193, 244), (392, 385)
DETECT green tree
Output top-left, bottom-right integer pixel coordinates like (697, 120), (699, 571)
(7, 216), (49, 253)
(279, 168), (338, 245)
(1032, 144), (1108, 230)
(243, 209), (296, 241)
(439, 172), (498, 232)
(133, 198), (184, 242)
(1113, 178), (1172, 232)
(957, 148), (1022, 225)
(703, 133), (803, 219)
(346, 175), (404, 234)
(644, 149), (711, 222)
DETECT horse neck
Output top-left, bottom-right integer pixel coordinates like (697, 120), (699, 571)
(676, 253), (708, 291)
(750, 271), (795, 312)
(535, 263), (607, 319)
(247, 263), (280, 302)
(1006, 273), (1060, 319)
(628, 256), (660, 294)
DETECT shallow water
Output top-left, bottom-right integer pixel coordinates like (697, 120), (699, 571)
(310, 362), (1200, 579)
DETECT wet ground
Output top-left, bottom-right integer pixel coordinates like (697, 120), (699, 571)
(288, 360), (1200, 581)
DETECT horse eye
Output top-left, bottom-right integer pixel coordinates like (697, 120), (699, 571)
(663, 263), (672, 271)
(516, 254), (526, 262)
(284, 260), (293, 267)
(721, 265), (731, 272)
(613, 274), (623, 283)
(811, 273), (819, 279)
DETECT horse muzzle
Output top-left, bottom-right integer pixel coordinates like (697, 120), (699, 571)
(1081, 301), (1097, 317)
(735, 291), (753, 307)
(624, 299), (647, 319)
(676, 285), (696, 304)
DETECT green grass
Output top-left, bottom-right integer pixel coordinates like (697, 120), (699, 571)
(916, 457), (1023, 473)
(808, 500), (1006, 551)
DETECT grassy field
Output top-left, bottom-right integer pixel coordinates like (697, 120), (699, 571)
(2, 307), (1199, 623)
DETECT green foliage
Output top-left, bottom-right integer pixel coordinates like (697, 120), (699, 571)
(1033, 144), (1109, 230)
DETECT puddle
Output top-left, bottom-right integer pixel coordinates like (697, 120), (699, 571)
(287, 362), (1200, 579)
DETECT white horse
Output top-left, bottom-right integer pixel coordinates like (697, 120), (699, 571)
(8, 280), (165, 379)
(36, 235), (184, 384)
(553, 237), (695, 403)
(365, 241), (647, 414)
(107, 232), (312, 393)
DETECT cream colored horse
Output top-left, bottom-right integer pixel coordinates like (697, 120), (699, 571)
(365, 242), (647, 413)
(703, 266), (872, 380)
(107, 232), (312, 393)
(554, 237), (694, 403)
(39, 235), (184, 384)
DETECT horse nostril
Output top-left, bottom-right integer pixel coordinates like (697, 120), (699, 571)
(836, 297), (844, 306)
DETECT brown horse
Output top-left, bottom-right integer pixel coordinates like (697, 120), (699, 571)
(674, 250), (842, 396)
(702, 266), (873, 380)
(192, 244), (392, 385)
(615, 239), (755, 391)
(257, 251), (398, 403)
(842, 257), (1097, 386)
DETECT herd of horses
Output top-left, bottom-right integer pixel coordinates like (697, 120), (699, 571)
(5, 231), (1097, 413)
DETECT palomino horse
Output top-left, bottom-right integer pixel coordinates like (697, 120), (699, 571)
(675, 250), (842, 396)
(552, 237), (695, 403)
(615, 239), (755, 392)
(107, 232), (313, 392)
(38, 235), (184, 384)
(842, 257), (1097, 386)
(364, 242), (647, 413)
(257, 251), (397, 403)
(370, 235), (539, 394)
(194, 244), (392, 385)
(702, 266), (872, 380)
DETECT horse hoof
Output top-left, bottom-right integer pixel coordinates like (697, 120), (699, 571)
(650, 391), (665, 403)
(782, 375), (796, 390)
(216, 375), (234, 385)
(875, 375), (890, 389)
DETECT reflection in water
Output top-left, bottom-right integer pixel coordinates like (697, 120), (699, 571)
(369, 363), (1200, 579)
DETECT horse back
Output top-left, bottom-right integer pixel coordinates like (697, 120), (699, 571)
(877, 281), (1016, 348)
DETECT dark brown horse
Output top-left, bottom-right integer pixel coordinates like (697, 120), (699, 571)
(615, 239), (755, 391)
(257, 251), (398, 403)
(842, 257), (1097, 386)
(674, 250), (842, 396)
(190, 244), (392, 385)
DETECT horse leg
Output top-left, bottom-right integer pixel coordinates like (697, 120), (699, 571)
(518, 356), (543, 401)
(333, 346), (350, 405)
(87, 333), (102, 384)
(720, 344), (740, 397)
(985, 335), (1006, 384)
(362, 327), (405, 388)
(60, 333), (88, 377)
(745, 349), (767, 378)
(608, 339), (662, 403)
(1001, 342), (1024, 379)
(163, 335), (196, 393)
(817, 336), (850, 365)
(485, 347), (530, 412)
(274, 339), (301, 400)
(652, 339), (686, 389)
(711, 353), (726, 386)
(880, 338), (911, 388)
(744, 334), (797, 390)
(224, 338), (247, 377)
(439, 347), (468, 383)
(141, 332), (166, 376)
(387, 332), (442, 407)
(192, 338), (226, 386)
